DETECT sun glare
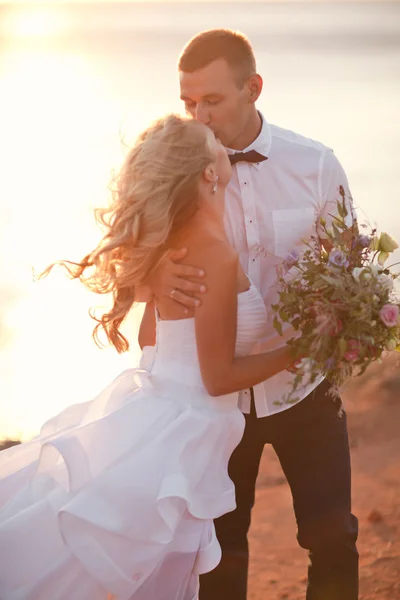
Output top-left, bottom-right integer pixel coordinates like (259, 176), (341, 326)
(0, 35), (140, 441)
(3, 7), (70, 38)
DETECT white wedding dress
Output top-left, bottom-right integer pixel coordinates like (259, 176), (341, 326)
(0, 282), (268, 600)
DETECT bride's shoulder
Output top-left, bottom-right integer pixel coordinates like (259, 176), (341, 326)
(183, 229), (238, 271)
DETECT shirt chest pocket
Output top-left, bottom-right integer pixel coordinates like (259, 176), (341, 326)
(271, 208), (316, 257)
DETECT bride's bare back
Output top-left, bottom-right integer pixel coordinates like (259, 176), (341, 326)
(155, 218), (250, 322)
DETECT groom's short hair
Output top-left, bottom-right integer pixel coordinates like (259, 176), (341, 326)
(178, 29), (256, 87)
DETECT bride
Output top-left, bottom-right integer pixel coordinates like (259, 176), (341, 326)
(0, 114), (293, 600)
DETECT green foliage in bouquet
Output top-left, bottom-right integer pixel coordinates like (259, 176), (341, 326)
(273, 186), (400, 402)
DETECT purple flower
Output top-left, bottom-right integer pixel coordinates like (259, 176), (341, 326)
(379, 304), (399, 328)
(283, 249), (300, 273)
(357, 234), (371, 248)
(325, 357), (336, 370)
(328, 250), (349, 268)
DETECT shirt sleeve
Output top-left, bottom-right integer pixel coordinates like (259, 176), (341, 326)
(317, 149), (356, 239)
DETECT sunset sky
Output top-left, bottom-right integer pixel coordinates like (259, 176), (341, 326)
(5, 0), (397, 4)
(1, 0), (399, 441)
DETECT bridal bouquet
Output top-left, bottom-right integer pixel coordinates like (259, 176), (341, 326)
(273, 186), (400, 402)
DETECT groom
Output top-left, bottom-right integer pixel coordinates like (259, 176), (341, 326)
(149, 30), (359, 600)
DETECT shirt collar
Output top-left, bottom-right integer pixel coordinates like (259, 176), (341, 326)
(225, 112), (271, 171)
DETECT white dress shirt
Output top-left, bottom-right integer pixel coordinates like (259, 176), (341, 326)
(224, 113), (354, 417)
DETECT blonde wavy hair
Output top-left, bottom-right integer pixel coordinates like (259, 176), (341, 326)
(42, 114), (215, 352)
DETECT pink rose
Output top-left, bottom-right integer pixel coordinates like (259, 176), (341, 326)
(379, 304), (399, 328)
(344, 339), (361, 362)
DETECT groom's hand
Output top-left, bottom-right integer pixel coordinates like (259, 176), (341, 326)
(147, 248), (207, 309)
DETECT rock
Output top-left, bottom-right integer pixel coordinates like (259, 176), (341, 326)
(367, 509), (384, 523)
(0, 439), (21, 451)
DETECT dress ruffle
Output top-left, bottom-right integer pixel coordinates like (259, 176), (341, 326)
(0, 369), (244, 600)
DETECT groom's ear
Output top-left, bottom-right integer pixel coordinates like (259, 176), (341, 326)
(247, 74), (263, 103)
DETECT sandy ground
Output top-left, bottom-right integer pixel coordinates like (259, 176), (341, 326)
(247, 357), (400, 600)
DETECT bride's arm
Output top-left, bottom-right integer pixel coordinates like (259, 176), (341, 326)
(194, 241), (292, 397)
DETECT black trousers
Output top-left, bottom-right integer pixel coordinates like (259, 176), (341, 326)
(199, 380), (359, 600)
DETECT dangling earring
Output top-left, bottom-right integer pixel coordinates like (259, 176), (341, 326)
(212, 176), (219, 194)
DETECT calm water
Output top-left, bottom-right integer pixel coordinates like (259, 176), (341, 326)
(0, 1), (399, 439)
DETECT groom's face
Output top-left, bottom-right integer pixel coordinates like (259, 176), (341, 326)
(179, 58), (252, 148)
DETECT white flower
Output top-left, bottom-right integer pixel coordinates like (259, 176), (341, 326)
(352, 266), (373, 282)
(353, 264), (386, 284)
(369, 264), (381, 276)
(352, 267), (363, 282)
(377, 273), (394, 293)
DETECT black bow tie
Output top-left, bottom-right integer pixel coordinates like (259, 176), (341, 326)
(228, 150), (268, 166)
